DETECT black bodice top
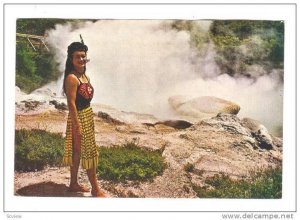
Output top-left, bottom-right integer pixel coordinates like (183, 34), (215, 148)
(74, 74), (94, 110)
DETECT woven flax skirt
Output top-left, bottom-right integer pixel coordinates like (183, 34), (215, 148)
(63, 106), (99, 169)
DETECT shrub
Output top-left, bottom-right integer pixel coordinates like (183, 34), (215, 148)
(209, 20), (284, 76)
(193, 167), (282, 198)
(15, 129), (65, 171)
(97, 141), (166, 182)
(16, 19), (76, 93)
(15, 41), (60, 93)
(184, 162), (194, 172)
(16, 74), (42, 94)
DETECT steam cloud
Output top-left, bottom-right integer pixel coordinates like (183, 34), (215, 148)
(46, 20), (283, 135)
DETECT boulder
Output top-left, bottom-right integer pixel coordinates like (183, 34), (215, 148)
(168, 95), (240, 121)
(20, 100), (44, 111)
(49, 100), (68, 111)
(242, 118), (273, 150)
(143, 120), (193, 130)
(97, 111), (124, 124)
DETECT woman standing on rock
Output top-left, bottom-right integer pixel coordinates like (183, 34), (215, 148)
(62, 36), (105, 197)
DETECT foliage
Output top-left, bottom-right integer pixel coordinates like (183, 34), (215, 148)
(15, 129), (65, 171)
(209, 20), (284, 76)
(171, 20), (211, 56)
(97, 141), (166, 182)
(35, 52), (61, 83)
(15, 19), (78, 93)
(170, 20), (283, 77)
(16, 19), (81, 36)
(15, 41), (60, 93)
(15, 41), (57, 93)
(16, 42), (38, 77)
(184, 162), (195, 172)
(16, 74), (42, 94)
(171, 20), (194, 32)
(193, 167), (282, 198)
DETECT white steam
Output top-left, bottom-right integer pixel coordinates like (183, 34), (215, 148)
(46, 20), (283, 135)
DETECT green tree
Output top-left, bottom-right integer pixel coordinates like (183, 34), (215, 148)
(17, 19), (72, 35)
(16, 19), (71, 93)
(209, 20), (284, 76)
(16, 19), (97, 93)
(16, 42), (42, 93)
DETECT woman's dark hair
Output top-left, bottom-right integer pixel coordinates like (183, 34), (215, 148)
(63, 42), (88, 94)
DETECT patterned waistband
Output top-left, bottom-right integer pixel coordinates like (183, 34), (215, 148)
(76, 103), (91, 111)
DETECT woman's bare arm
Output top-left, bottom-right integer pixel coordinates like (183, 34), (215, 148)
(65, 74), (81, 150)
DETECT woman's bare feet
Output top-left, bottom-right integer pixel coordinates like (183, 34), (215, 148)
(91, 188), (106, 197)
(68, 184), (90, 192)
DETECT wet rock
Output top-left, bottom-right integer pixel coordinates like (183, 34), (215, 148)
(20, 100), (44, 111)
(168, 95), (240, 121)
(97, 111), (124, 124)
(156, 120), (193, 129)
(199, 113), (277, 150)
(242, 118), (273, 150)
(143, 120), (193, 130)
(49, 100), (68, 111)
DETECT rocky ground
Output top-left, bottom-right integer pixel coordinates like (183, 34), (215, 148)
(14, 100), (282, 198)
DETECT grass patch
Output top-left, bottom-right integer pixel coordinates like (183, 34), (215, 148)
(97, 141), (166, 182)
(193, 167), (282, 198)
(15, 129), (65, 171)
